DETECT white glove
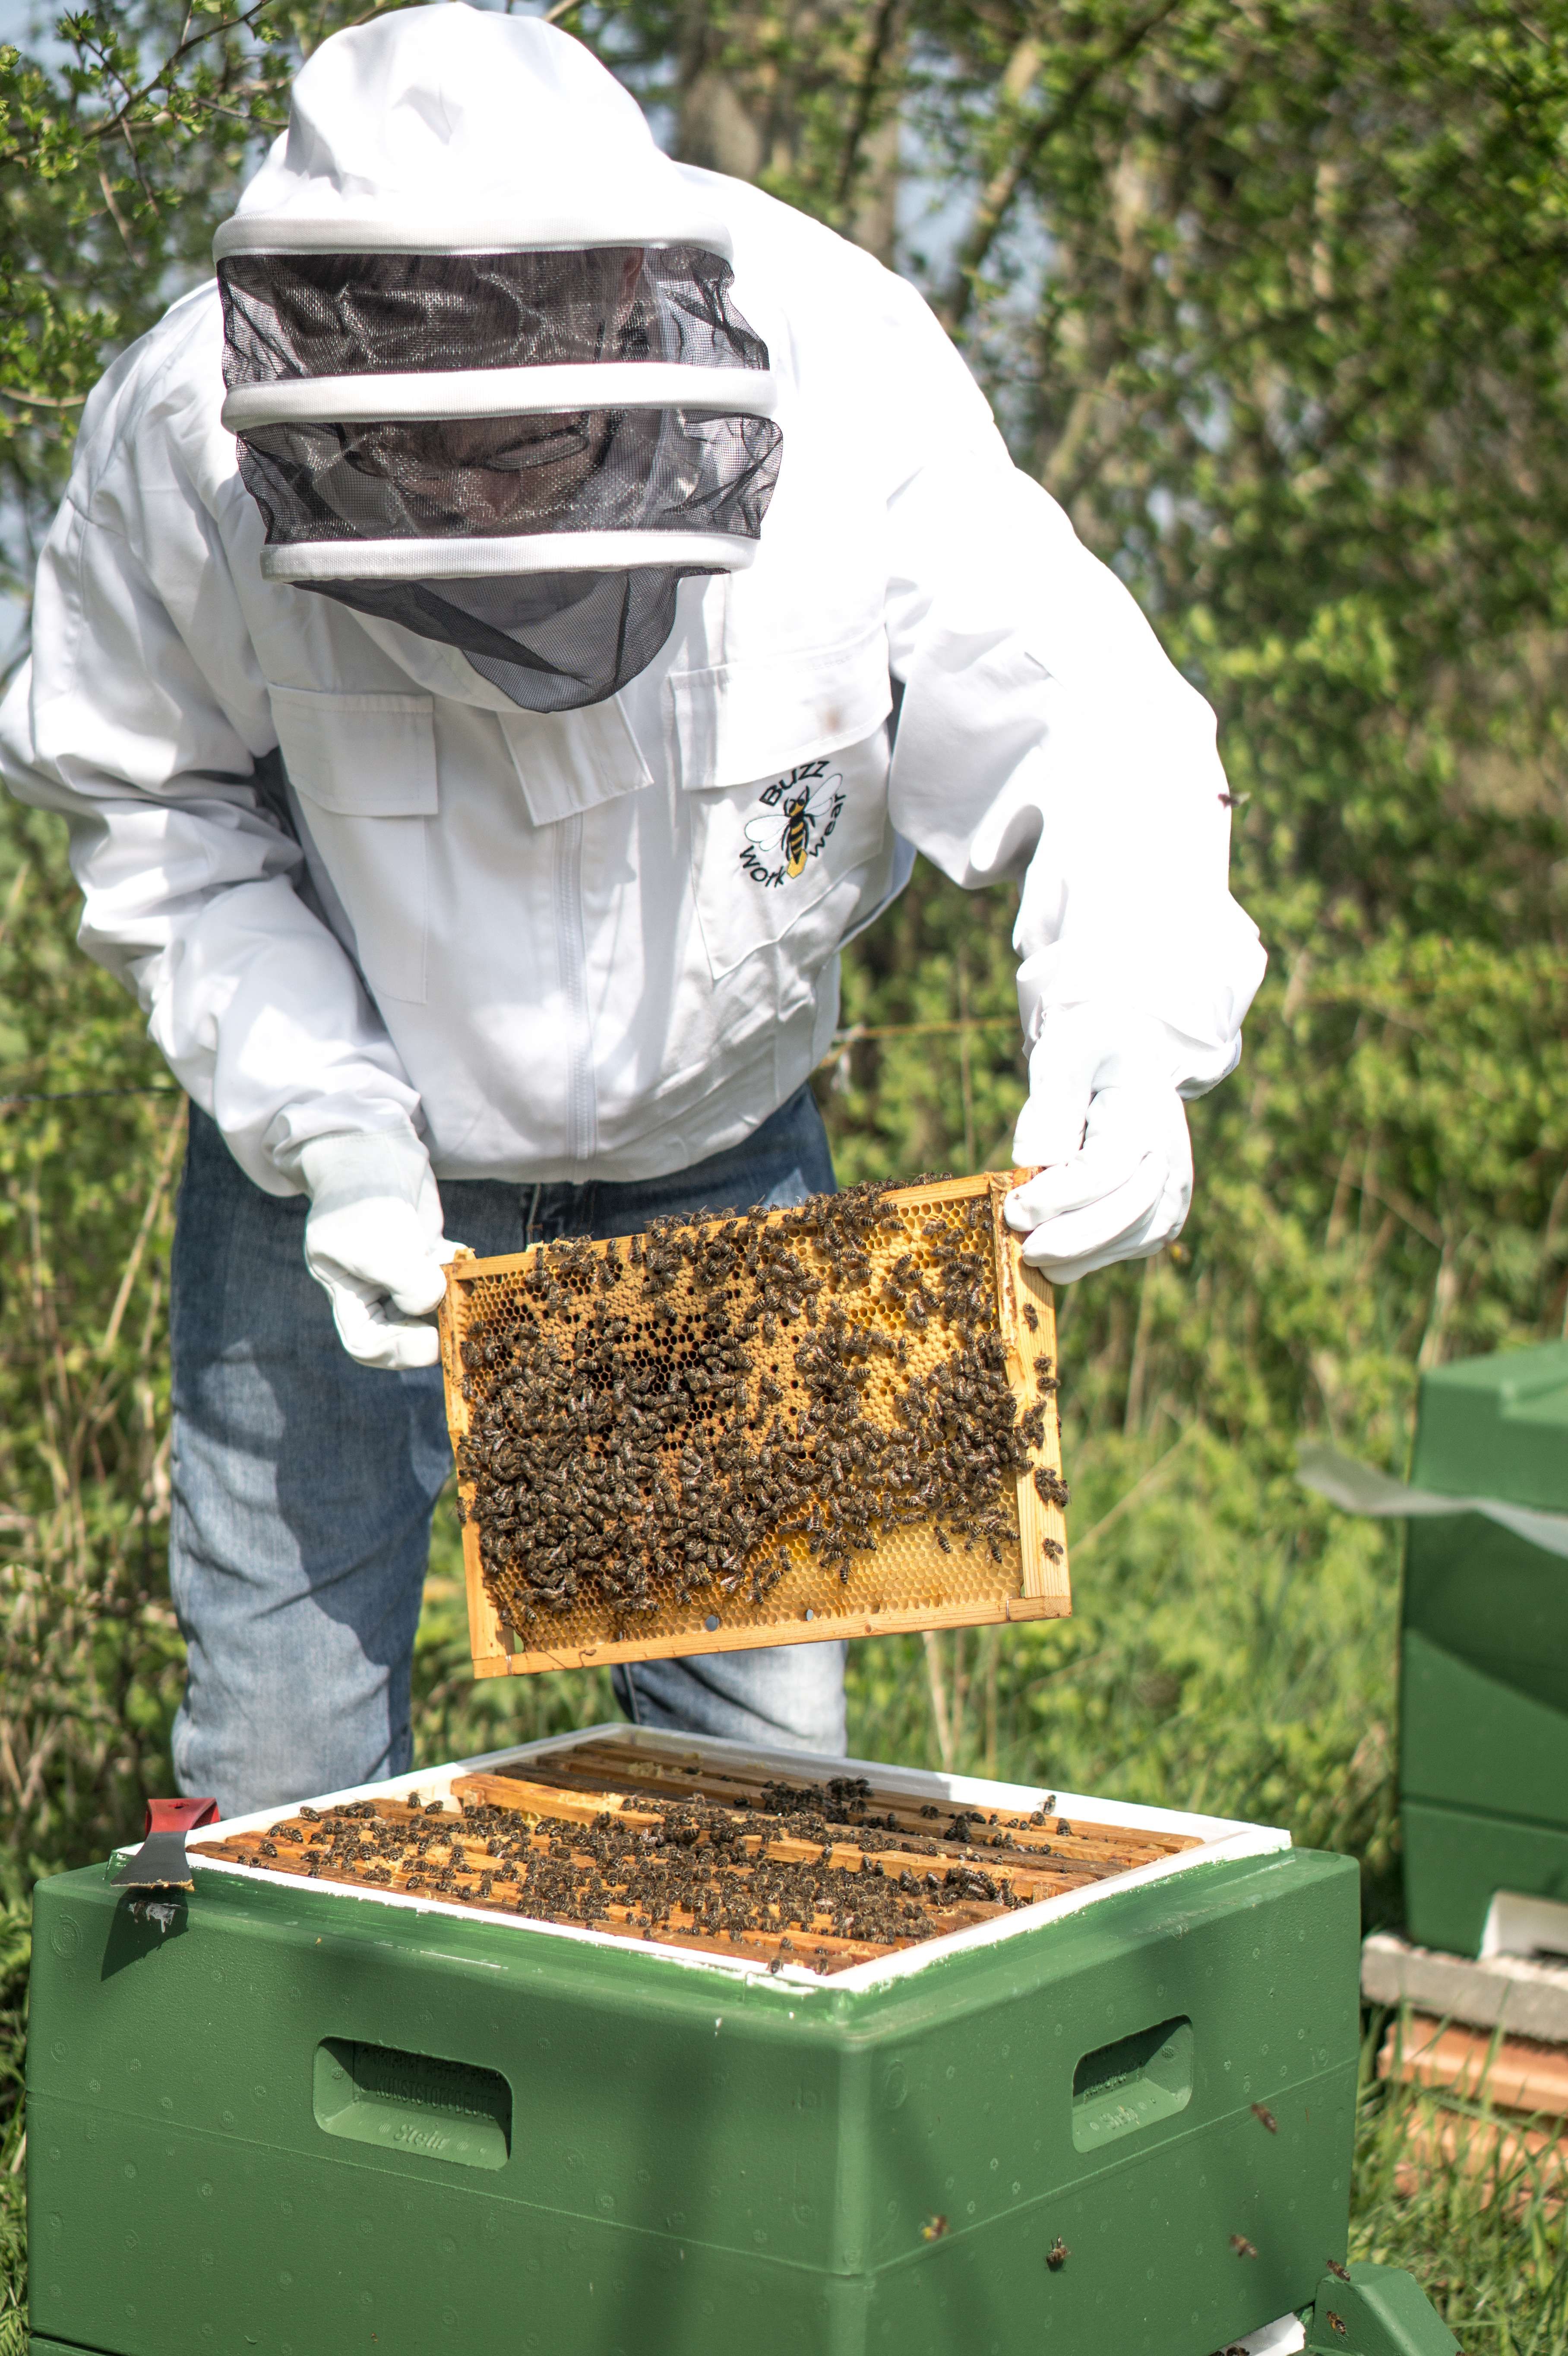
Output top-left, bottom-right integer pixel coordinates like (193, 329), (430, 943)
(1003, 1007), (1193, 1283)
(294, 1126), (466, 1371)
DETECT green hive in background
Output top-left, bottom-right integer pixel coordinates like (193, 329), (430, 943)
(1400, 1341), (1568, 1958)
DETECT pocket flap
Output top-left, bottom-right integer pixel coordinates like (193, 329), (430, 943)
(668, 625), (892, 792)
(496, 696), (652, 827)
(270, 686), (438, 817)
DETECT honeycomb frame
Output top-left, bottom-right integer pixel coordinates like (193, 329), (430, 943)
(438, 1170), (1069, 1680)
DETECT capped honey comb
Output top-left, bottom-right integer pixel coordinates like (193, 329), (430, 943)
(438, 1170), (1069, 1680)
(193, 1739), (1192, 1976)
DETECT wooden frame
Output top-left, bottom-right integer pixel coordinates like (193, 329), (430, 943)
(192, 1734), (1192, 1977)
(439, 1170), (1069, 1679)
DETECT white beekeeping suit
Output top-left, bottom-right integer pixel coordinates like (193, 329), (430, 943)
(0, 3), (1265, 1369)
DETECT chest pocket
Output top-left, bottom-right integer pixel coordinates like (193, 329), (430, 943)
(495, 697), (651, 826)
(270, 685), (436, 1007)
(672, 630), (894, 987)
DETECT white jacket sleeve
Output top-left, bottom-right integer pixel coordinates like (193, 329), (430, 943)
(879, 294), (1266, 1097)
(0, 353), (423, 1197)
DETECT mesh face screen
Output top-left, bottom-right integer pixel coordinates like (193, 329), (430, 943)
(219, 245), (770, 383)
(307, 567), (692, 713)
(236, 408), (781, 546)
(224, 246), (780, 708)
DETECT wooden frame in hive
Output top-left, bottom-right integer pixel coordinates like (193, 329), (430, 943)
(190, 1734), (1191, 1977)
(438, 1169), (1069, 1680)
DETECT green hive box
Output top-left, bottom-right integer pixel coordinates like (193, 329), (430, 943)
(29, 1729), (1362, 2356)
(1400, 1343), (1568, 1959)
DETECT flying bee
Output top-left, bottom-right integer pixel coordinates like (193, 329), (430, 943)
(742, 765), (844, 882)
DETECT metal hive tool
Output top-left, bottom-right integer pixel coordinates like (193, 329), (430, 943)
(438, 1169), (1069, 1680)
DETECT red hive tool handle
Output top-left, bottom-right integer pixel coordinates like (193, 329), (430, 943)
(112, 1796), (221, 1889)
(144, 1797), (220, 1835)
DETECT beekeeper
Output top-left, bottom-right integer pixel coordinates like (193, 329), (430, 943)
(0, 6), (1265, 1816)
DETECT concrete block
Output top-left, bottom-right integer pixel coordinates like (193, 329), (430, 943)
(1362, 1931), (1568, 2043)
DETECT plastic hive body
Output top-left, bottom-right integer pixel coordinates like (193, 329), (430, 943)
(28, 1730), (1363, 2356)
(1397, 1341), (1568, 1956)
(439, 1172), (1069, 1679)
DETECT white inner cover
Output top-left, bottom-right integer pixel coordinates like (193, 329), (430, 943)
(165, 1720), (1293, 1995)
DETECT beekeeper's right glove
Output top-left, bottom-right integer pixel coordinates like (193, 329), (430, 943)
(294, 1125), (465, 1371)
(1003, 1005), (1194, 1283)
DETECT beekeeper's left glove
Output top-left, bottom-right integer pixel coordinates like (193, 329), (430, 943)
(1002, 1007), (1193, 1284)
(295, 1125), (466, 1371)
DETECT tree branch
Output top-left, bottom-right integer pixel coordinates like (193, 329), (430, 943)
(22, 0), (277, 157)
(938, 0), (1186, 335)
(0, 387), (89, 409)
(834, 0), (902, 225)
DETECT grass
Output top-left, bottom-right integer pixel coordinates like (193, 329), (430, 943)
(0, 1321), (1560, 2348)
(1353, 2022), (1568, 2350)
(0, 1893), (24, 2356)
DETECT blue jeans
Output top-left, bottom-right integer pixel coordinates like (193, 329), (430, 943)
(168, 1088), (846, 1816)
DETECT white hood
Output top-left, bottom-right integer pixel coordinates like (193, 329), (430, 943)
(213, 5), (729, 257)
(209, 4), (781, 640)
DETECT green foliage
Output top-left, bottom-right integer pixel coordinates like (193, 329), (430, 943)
(0, 811), (185, 1882)
(0, 0), (292, 588)
(0, 1878), (25, 2356)
(826, 864), (1027, 1184)
(879, 0), (1568, 1473)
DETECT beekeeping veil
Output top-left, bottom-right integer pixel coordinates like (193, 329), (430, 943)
(214, 6), (781, 712)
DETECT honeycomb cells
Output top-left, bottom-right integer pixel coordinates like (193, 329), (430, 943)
(449, 1179), (1053, 1653)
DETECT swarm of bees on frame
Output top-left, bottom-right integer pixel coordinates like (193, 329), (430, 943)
(453, 1181), (1059, 1639)
(203, 1764), (1158, 1973)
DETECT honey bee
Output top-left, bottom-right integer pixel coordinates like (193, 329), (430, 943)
(742, 764), (844, 884)
(1046, 2238), (1069, 2271)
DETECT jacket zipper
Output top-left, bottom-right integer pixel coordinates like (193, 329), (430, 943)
(553, 812), (597, 1172)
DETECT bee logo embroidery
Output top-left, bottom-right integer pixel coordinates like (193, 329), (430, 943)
(740, 760), (845, 888)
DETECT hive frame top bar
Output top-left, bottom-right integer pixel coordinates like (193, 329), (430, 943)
(171, 1723), (1291, 1996)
